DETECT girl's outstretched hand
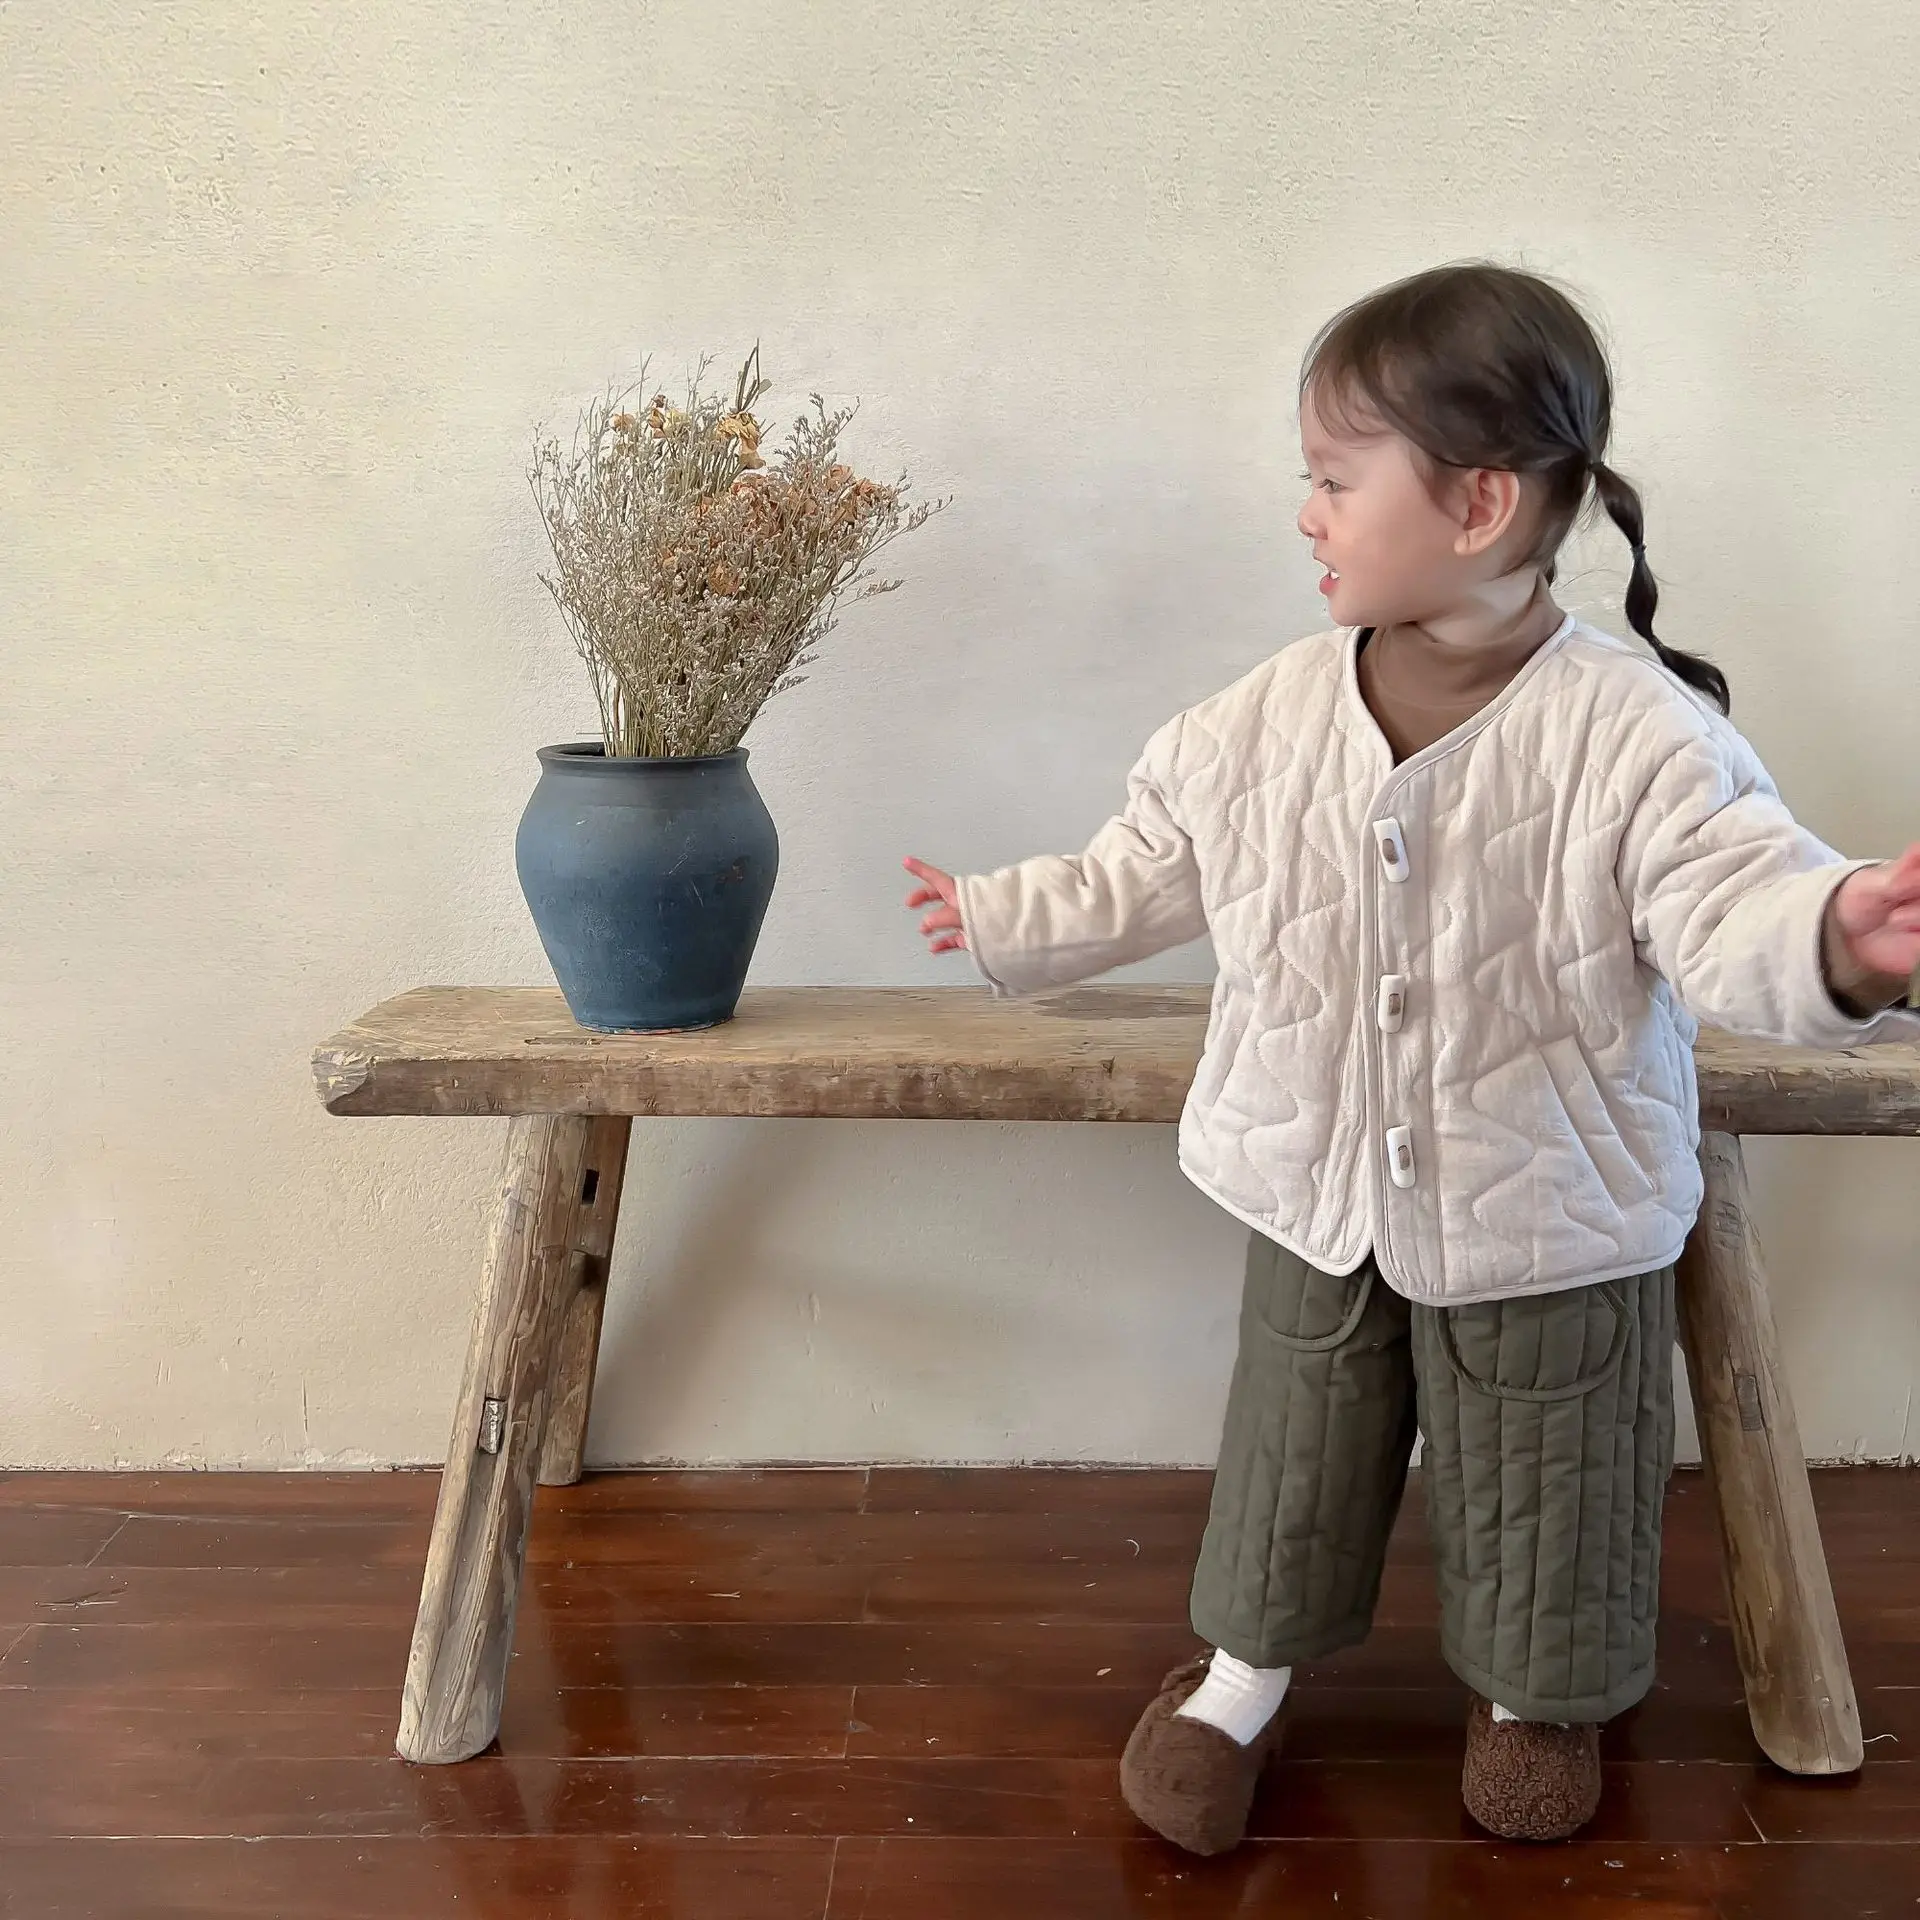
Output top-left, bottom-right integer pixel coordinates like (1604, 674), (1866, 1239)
(1832, 845), (1920, 981)
(904, 857), (968, 955)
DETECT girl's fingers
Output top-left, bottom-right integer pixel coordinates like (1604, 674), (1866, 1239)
(905, 858), (964, 954)
(1871, 845), (1920, 896)
(1861, 873), (1920, 928)
(906, 857), (958, 917)
(1840, 856), (1920, 933)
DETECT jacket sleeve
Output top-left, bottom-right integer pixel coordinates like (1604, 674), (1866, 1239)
(954, 713), (1208, 998)
(1618, 722), (1920, 1049)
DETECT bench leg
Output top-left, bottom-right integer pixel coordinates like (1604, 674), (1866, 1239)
(539, 1118), (632, 1488)
(397, 1114), (623, 1764)
(1675, 1131), (1864, 1776)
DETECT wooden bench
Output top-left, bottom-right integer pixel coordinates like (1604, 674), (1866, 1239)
(312, 984), (1920, 1771)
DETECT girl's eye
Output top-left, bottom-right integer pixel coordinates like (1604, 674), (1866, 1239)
(1299, 472), (1344, 493)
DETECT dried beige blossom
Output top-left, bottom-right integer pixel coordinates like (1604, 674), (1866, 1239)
(530, 346), (948, 757)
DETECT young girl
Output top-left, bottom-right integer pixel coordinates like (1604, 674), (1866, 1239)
(903, 263), (1920, 1853)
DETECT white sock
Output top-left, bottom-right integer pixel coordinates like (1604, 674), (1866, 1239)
(1491, 1701), (1567, 1727)
(1173, 1649), (1292, 1746)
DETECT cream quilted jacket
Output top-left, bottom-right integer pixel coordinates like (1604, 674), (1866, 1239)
(956, 616), (1920, 1303)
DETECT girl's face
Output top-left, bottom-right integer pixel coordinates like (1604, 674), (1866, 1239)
(1296, 384), (1507, 629)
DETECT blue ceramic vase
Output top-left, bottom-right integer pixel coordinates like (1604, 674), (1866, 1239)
(515, 743), (779, 1032)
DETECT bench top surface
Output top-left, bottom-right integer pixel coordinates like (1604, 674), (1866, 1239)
(313, 985), (1920, 1134)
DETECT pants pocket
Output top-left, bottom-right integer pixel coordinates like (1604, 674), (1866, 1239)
(1415, 1269), (1673, 1722)
(1433, 1281), (1632, 1404)
(1245, 1234), (1378, 1354)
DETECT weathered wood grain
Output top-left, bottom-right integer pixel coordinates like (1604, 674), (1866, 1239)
(1675, 1133), (1864, 1777)
(536, 1117), (632, 1489)
(313, 985), (1920, 1133)
(313, 986), (1208, 1124)
(398, 1116), (607, 1764)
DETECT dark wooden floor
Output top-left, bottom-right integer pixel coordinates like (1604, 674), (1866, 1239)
(0, 1467), (1916, 1918)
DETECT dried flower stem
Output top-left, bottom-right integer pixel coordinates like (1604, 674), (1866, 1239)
(530, 348), (947, 757)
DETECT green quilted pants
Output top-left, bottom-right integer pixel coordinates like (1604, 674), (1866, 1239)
(1189, 1232), (1677, 1724)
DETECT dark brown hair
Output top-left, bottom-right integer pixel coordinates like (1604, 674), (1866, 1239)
(1302, 263), (1729, 711)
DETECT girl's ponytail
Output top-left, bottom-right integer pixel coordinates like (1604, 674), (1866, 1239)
(1589, 461), (1730, 713)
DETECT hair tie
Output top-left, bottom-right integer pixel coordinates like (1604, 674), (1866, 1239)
(1629, 538), (1647, 559)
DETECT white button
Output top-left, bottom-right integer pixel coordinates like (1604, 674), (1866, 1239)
(1377, 974), (1408, 1033)
(1386, 1125), (1416, 1189)
(1373, 818), (1410, 882)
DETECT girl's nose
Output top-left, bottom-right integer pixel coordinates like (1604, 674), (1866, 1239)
(1297, 496), (1322, 541)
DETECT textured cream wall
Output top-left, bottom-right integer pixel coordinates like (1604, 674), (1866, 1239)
(4, 1), (1918, 1466)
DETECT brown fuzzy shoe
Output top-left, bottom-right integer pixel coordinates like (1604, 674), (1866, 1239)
(1118, 1654), (1287, 1857)
(1461, 1695), (1603, 1841)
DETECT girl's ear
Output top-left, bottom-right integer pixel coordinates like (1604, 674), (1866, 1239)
(1451, 468), (1525, 558)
